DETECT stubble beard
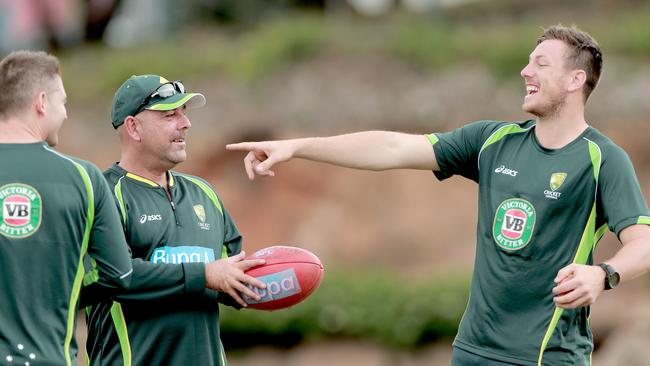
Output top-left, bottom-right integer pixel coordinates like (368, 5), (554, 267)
(525, 90), (567, 120)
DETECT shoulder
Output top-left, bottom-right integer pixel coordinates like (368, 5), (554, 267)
(41, 146), (105, 183)
(583, 128), (639, 182)
(461, 119), (533, 137)
(174, 172), (224, 212)
(102, 164), (127, 187)
(583, 128), (631, 163)
(483, 119), (534, 134)
(174, 172), (213, 188)
(468, 119), (535, 150)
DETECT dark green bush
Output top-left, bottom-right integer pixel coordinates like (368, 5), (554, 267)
(226, 15), (327, 83)
(220, 270), (470, 350)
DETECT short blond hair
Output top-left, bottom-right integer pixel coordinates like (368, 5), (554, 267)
(538, 25), (602, 101)
(0, 50), (61, 119)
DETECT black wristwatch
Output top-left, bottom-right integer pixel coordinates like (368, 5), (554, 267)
(598, 263), (620, 290)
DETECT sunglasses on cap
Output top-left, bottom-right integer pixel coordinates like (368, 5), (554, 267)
(134, 80), (185, 115)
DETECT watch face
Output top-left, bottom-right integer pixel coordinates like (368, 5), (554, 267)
(610, 272), (621, 288)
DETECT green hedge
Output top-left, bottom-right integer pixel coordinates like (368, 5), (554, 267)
(220, 270), (470, 350)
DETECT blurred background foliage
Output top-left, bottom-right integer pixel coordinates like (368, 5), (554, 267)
(220, 270), (470, 349)
(3, 0), (640, 105)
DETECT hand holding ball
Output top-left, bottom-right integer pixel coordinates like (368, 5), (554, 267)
(243, 246), (324, 311)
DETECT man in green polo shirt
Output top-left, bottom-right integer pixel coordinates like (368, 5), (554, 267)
(0, 51), (133, 365)
(227, 25), (650, 365)
(84, 75), (266, 366)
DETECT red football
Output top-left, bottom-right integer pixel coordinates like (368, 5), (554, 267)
(244, 246), (324, 311)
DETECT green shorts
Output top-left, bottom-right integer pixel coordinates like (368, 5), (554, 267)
(451, 347), (526, 366)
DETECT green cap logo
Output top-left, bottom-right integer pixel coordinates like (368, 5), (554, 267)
(492, 198), (536, 251)
(0, 183), (42, 238)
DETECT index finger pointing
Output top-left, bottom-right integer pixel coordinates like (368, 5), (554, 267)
(226, 142), (260, 152)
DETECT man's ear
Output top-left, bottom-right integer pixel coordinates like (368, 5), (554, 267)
(568, 69), (587, 93)
(124, 116), (142, 142)
(35, 91), (47, 116)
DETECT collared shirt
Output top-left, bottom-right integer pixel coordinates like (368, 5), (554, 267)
(86, 163), (241, 366)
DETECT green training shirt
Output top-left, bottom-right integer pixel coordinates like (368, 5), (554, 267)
(428, 120), (650, 365)
(0, 143), (133, 366)
(86, 164), (242, 366)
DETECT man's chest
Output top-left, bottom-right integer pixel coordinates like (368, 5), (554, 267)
(477, 140), (598, 252)
(124, 188), (224, 260)
(479, 140), (596, 207)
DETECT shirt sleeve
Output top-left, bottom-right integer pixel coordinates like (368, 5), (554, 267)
(429, 120), (502, 182)
(84, 163), (133, 291)
(80, 259), (205, 307)
(80, 173), (207, 307)
(597, 144), (650, 236)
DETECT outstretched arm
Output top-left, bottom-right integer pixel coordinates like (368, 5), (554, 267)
(226, 131), (439, 179)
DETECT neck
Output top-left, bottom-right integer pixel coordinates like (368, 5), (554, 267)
(534, 102), (588, 149)
(119, 153), (171, 188)
(0, 116), (44, 143)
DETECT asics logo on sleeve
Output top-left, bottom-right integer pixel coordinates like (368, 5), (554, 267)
(494, 165), (518, 177)
(139, 214), (162, 224)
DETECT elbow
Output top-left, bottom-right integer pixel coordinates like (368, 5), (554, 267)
(113, 268), (133, 291)
(365, 164), (390, 172)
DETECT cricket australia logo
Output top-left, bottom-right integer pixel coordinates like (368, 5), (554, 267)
(544, 172), (567, 200)
(492, 198), (536, 251)
(0, 183), (42, 239)
(194, 204), (210, 231)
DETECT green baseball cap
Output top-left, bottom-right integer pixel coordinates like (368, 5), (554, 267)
(111, 74), (206, 129)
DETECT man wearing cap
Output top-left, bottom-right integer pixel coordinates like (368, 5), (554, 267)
(84, 75), (263, 366)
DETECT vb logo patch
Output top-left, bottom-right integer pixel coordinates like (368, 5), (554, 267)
(0, 183), (42, 238)
(492, 198), (536, 251)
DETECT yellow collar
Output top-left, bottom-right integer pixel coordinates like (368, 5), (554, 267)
(125, 171), (175, 187)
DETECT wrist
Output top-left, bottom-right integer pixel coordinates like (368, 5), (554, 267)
(183, 262), (207, 293)
(598, 262), (620, 290)
(292, 137), (315, 160)
(289, 139), (303, 159)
